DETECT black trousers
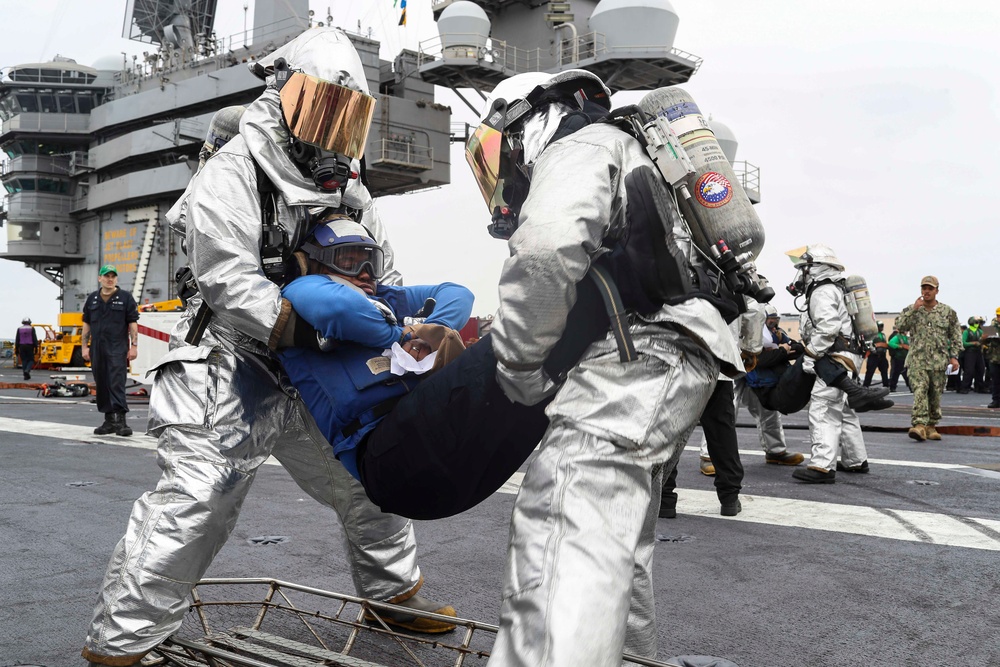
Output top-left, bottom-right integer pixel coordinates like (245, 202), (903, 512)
(961, 349), (986, 392)
(889, 355), (909, 391)
(91, 342), (130, 414)
(357, 334), (551, 521)
(863, 350), (889, 387)
(17, 344), (35, 375)
(661, 379), (742, 506)
(754, 355), (846, 415)
(991, 361), (1000, 402)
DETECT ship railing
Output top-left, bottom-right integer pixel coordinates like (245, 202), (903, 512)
(1, 154), (72, 177)
(416, 34), (549, 74)
(1, 112), (90, 135)
(417, 31), (702, 75)
(732, 160), (760, 196)
(369, 138), (434, 171)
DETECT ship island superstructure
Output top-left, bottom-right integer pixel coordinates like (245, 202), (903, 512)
(1, 0), (759, 314)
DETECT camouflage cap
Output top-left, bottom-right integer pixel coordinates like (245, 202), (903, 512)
(919, 275), (939, 288)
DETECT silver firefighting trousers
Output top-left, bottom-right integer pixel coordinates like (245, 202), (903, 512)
(84, 336), (420, 660)
(806, 372), (868, 472)
(487, 324), (719, 667)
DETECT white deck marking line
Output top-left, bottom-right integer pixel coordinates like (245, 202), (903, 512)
(683, 445), (978, 469)
(0, 417), (281, 466)
(493, 478), (1000, 552)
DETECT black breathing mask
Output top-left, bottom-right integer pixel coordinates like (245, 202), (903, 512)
(289, 138), (356, 192)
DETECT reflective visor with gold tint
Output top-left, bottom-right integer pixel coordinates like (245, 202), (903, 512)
(279, 72), (376, 158)
(465, 122), (504, 211)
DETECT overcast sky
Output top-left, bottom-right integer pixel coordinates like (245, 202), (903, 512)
(2, 0), (998, 340)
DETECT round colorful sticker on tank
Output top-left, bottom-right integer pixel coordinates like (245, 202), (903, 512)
(694, 172), (733, 208)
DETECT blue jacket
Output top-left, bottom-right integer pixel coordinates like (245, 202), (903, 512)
(279, 276), (474, 480)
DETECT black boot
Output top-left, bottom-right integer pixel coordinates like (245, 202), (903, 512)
(94, 413), (117, 435)
(115, 412), (133, 437)
(832, 376), (892, 411)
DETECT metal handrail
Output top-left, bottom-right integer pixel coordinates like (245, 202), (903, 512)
(370, 138), (433, 169)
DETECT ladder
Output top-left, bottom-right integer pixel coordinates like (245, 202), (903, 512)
(132, 213), (159, 299)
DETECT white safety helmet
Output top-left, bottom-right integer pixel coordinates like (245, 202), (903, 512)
(785, 243), (845, 271)
(248, 28), (375, 159)
(764, 304), (779, 320)
(465, 70), (612, 228)
(22, 317), (31, 325)
(302, 214), (384, 280)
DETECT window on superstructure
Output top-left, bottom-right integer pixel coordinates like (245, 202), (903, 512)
(39, 94), (57, 113)
(16, 94), (38, 113)
(58, 93), (77, 113)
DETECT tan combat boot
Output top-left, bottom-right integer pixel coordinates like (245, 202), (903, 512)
(907, 425), (927, 442)
(699, 456), (716, 476)
(925, 425), (942, 441)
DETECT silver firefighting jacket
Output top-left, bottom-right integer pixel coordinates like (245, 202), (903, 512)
(165, 87), (400, 352)
(798, 264), (853, 358)
(491, 121), (743, 404)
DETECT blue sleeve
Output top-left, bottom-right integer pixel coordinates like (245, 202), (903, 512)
(376, 282), (475, 330)
(282, 275), (404, 348)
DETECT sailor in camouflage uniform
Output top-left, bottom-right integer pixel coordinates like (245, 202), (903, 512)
(893, 276), (962, 441)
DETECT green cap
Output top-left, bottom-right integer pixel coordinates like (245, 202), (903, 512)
(99, 264), (118, 276)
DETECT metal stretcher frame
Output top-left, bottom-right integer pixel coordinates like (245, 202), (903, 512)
(152, 577), (682, 667)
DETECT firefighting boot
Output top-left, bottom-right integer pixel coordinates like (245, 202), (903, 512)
(832, 376), (892, 412)
(116, 412), (133, 437)
(93, 413), (117, 435)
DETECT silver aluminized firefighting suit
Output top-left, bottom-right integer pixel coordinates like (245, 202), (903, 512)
(487, 120), (743, 666)
(799, 265), (868, 472)
(84, 40), (428, 664)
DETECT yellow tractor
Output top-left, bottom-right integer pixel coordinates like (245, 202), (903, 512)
(37, 313), (88, 368)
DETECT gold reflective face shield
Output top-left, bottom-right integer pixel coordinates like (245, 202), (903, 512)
(465, 122), (504, 211)
(279, 72), (376, 158)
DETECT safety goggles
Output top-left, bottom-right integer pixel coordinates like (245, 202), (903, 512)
(304, 242), (385, 280)
(279, 72), (376, 158)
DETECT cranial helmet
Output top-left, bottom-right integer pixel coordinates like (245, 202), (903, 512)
(764, 304), (779, 319)
(877, 320), (884, 330)
(968, 316), (978, 326)
(22, 317), (31, 325)
(302, 213), (384, 280)
(465, 69), (611, 238)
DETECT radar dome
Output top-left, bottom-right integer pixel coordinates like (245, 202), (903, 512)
(92, 54), (125, 71)
(437, 1), (491, 54)
(590, 0), (679, 50)
(708, 119), (738, 162)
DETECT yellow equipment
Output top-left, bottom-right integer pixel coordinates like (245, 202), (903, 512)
(38, 313), (87, 368)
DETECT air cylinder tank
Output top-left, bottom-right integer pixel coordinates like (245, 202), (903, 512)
(639, 86), (764, 261)
(844, 274), (879, 339)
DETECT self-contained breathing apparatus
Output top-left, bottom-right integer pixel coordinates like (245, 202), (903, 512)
(541, 88), (776, 379)
(787, 260), (879, 355)
(602, 101), (774, 310)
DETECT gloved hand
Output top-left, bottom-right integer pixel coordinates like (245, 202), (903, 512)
(405, 322), (466, 373)
(275, 303), (338, 352)
(496, 363), (556, 406)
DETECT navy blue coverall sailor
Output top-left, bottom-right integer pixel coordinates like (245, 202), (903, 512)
(82, 288), (139, 415)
